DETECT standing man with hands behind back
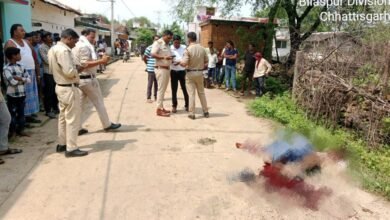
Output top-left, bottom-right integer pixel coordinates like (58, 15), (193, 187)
(48, 29), (87, 157)
(73, 28), (121, 136)
(151, 30), (174, 117)
(180, 32), (209, 120)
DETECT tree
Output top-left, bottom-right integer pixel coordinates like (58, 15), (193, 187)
(173, 0), (384, 67)
(162, 21), (185, 39)
(171, 0), (338, 67)
(136, 28), (155, 46)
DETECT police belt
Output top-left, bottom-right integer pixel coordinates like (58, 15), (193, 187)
(154, 66), (170, 70)
(79, 75), (95, 79)
(186, 69), (204, 72)
(57, 83), (79, 87)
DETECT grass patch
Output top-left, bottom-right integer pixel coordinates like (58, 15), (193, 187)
(249, 92), (390, 199)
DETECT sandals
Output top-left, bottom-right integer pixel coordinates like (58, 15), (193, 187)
(0, 148), (23, 156)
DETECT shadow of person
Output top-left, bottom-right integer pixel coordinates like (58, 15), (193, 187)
(80, 139), (137, 154)
(106, 124), (145, 133)
(84, 124), (145, 135)
(80, 139), (137, 153)
(208, 113), (229, 118)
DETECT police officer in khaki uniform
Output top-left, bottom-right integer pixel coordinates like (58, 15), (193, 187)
(151, 30), (173, 117)
(180, 32), (209, 120)
(48, 29), (87, 157)
(72, 28), (121, 135)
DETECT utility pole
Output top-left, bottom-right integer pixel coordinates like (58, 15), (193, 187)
(111, 0), (115, 56)
(155, 10), (161, 32)
(97, 0), (116, 56)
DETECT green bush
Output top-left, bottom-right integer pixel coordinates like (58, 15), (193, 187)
(353, 63), (380, 87)
(383, 117), (390, 134)
(236, 71), (244, 90)
(249, 92), (390, 199)
(265, 76), (290, 95)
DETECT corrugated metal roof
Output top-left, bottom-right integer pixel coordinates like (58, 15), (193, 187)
(199, 16), (279, 25)
(74, 19), (110, 31)
(41, 0), (82, 15)
(304, 32), (350, 42)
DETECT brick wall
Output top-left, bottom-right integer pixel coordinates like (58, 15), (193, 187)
(200, 24), (212, 47)
(200, 21), (266, 55)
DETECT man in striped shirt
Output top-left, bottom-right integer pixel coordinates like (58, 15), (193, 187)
(143, 35), (159, 103)
(3, 47), (31, 136)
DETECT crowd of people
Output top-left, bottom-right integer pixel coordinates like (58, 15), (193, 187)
(142, 32), (273, 119)
(0, 24), (273, 163)
(143, 31), (209, 119)
(203, 41), (272, 97)
(0, 24), (122, 163)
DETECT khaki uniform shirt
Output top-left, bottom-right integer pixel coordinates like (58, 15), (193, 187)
(151, 38), (172, 67)
(182, 43), (208, 70)
(48, 41), (79, 84)
(39, 43), (51, 74)
(72, 42), (97, 76)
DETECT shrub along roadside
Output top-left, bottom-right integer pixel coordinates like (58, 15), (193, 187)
(249, 92), (390, 199)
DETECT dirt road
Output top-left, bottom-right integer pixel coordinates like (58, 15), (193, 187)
(0, 59), (389, 219)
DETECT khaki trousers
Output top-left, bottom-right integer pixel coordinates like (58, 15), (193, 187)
(155, 68), (170, 109)
(79, 78), (111, 129)
(56, 85), (81, 151)
(186, 71), (208, 115)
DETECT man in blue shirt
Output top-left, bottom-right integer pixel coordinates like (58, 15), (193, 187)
(223, 40), (238, 92)
(143, 35), (160, 103)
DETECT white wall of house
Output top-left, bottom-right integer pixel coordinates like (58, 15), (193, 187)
(272, 27), (291, 63)
(31, 0), (78, 34)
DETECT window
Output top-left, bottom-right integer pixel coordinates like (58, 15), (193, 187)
(276, 40), (287, 49)
(32, 22), (42, 27)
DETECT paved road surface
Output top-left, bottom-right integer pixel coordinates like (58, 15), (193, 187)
(0, 59), (389, 220)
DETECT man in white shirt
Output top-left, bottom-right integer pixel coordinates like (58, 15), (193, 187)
(206, 49), (218, 88)
(72, 28), (121, 135)
(253, 52), (272, 97)
(170, 35), (188, 113)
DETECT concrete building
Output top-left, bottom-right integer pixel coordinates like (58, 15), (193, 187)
(272, 27), (290, 63)
(0, 0), (32, 40)
(31, 0), (81, 34)
(74, 15), (111, 43)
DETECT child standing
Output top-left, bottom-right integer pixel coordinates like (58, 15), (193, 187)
(207, 49), (218, 88)
(3, 47), (31, 136)
(253, 52), (272, 97)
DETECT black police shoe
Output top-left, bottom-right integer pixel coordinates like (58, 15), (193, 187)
(65, 149), (88, 157)
(104, 123), (121, 131)
(56, 144), (66, 153)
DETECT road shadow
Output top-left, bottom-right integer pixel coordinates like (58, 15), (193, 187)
(209, 112), (229, 118)
(108, 124), (144, 133)
(138, 127), (264, 134)
(173, 108), (229, 118)
(81, 124), (145, 136)
(80, 139), (137, 154)
(97, 78), (120, 98)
